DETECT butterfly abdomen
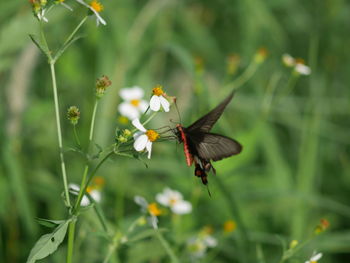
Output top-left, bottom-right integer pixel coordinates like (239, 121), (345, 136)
(176, 124), (193, 166)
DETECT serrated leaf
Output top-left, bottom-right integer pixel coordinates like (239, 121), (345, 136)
(29, 34), (50, 58)
(26, 219), (71, 263)
(36, 218), (65, 228)
(53, 35), (84, 62)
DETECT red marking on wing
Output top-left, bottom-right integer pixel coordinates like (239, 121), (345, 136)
(176, 124), (193, 166)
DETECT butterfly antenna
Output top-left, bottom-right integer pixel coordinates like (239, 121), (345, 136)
(174, 98), (182, 124)
(206, 184), (212, 198)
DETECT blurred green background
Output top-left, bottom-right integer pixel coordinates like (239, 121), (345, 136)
(1, 0), (350, 262)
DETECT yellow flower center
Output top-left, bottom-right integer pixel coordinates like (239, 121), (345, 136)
(295, 58), (305, 65)
(311, 261), (317, 263)
(152, 85), (164, 96)
(90, 0), (103, 12)
(169, 198), (177, 206)
(130, 99), (140, 107)
(86, 186), (93, 193)
(223, 220), (237, 233)
(148, 203), (161, 216)
(146, 130), (159, 142)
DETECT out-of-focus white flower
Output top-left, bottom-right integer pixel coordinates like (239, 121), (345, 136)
(149, 85), (170, 112)
(282, 53), (295, 67)
(132, 119), (159, 159)
(295, 63), (311, 75)
(55, 0), (73, 11)
(118, 86), (148, 120)
(134, 196), (162, 229)
(187, 230), (217, 259)
(75, 0), (106, 26)
(69, 183), (101, 206)
(156, 188), (192, 215)
(305, 251), (322, 263)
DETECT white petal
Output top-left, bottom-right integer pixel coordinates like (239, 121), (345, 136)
(311, 253), (322, 261)
(282, 53), (295, 67)
(150, 95), (161, 111)
(90, 190), (101, 203)
(80, 195), (90, 206)
(295, 64), (311, 75)
(132, 119), (146, 132)
(68, 183), (80, 194)
(134, 134), (148, 151)
(139, 100), (149, 114)
(119, 102), (140, 120)
(159, 96), (170, 112)
(203, 236), (218, 247)
(133, 131), (144, 140)
(156, 192), (171, 206)
(148, 215), (158, 229)
(120, 86), (144, 101)
(134, 195), (148, 209)
(146, 141), (152, 159)
(172, 200), (192, 214)
(92, 10), (106, 26)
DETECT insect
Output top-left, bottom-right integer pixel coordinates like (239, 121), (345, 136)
(175, 91), (242, 186)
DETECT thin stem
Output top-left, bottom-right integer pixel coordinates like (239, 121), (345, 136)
(50, 62), (71, 207)
(103, 242), (119, 263)
(62, 16), (88, 47)
(224, 61), (259, 92)
(155, 229), (179, 263)
(66, 220), (76, 263)
(73, 125), (81, 148)
(89, 99), (99, 142)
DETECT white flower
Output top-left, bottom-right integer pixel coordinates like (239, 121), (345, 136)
(156, 188), (192, 215)
(118, 86), (149, 120)
(69, 183), (101, 207)
(295, 63), (311, 75)
(187, 233), (217, 259)
(150, 85), (170, 112)
(132, 119), (159, 159)
(58, 1), (73, 11)
(305, 251), (322, 263)
(75, 0), (106, 26)
(282, 53), (295, 67)
(134, 196), (161, 229)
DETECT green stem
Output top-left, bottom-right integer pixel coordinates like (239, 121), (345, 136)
(155, 229), (179, 263)
(224, 60), (259, 92)
(73, 125), (81, 148)
(66, 220), (76, 263)
(89, 99), (99, 142)
(62, 16), (88, 47)
(50, 62), (71, 207)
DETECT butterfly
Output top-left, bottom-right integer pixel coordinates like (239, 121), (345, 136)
(175, 91), (242, 185)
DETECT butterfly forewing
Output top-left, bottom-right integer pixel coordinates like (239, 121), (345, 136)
(187, 132), (242, 161)
(187, 91), (234, 133)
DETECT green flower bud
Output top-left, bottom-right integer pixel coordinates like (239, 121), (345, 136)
(96, 75), (112, 98)
(67, 106), (80, 125)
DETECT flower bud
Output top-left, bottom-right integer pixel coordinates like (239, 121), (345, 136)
(96, 75), (112, 98)
(67, 106), (80, 125)
(254, 47), (268, 64)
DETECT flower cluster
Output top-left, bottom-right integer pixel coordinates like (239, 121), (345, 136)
(305, 251), (322, 263)
(67, 106), (80, 125)
(95, 75), (112, 98)
(282, 54), (311, 75)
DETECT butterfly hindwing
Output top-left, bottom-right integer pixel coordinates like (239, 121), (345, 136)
(187, 132), (242, 161)
(187, 91), (234, 133)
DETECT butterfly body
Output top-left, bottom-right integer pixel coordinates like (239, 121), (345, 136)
(175, 92), (242, 185)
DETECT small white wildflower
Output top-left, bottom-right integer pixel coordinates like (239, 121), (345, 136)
(134, 196), (161, 229)
(37, 9), (48, 22)
(118, 86), (148, 120)
(295, 63), (311, 75)
(156, 188), (192, 215)
(150, 85), (170, 112)
(282, 53), (295, 67)
(187, 233), (217, 259)
(132, 119), (159, 159)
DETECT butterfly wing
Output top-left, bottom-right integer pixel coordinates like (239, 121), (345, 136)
(187, 91), (234, 133)
(187, 132), (242, 161)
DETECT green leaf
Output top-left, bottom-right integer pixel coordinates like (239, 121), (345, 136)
(35, 218), (66, 228)
(29, 34), (50, 58)
(53, 35), (84, 62)
(26, 219), (71, 263)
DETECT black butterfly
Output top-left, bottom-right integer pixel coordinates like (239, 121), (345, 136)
(175, 92), (242, 185)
